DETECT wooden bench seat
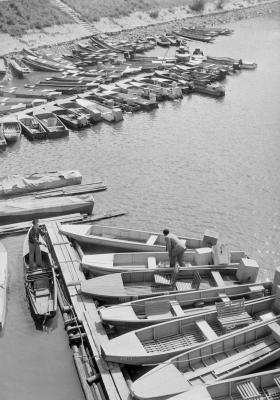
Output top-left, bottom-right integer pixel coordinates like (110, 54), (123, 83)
(195, 319), (218, 341)
(170, 300), (185, 316)
(146, 235), (158, 246)
(154, 272), (172, 286)
(211, 271), (225, 287)
(218, 293), (230, 303)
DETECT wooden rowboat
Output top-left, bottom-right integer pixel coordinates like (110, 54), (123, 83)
(101, 296), (278, 364)
(0, 241), (8, 329)
(50, 105), (89, 130)
(81, 258), (259, 303)
(59, 224), (219, 252)
(169, 367), (280, 400)
(131, 317), (280, 400)
(1, 117), (22, 143)
(99, 281), (272, 327)
(23, 229), (57, 320)
(33, 111), (69, 139)
(82, 248), (246, 275)
(18, 114), (47, 141)
(8, 57), (30, 78)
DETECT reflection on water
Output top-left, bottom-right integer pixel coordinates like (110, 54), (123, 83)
(0, 13), (280, 399)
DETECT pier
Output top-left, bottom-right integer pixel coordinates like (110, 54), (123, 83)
(45, 221), (131, 400)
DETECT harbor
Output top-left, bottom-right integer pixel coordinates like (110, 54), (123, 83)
(0, 3), (280, 400)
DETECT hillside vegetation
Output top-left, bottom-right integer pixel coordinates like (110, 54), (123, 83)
(0, 0), (70, 36)
(62, 0), (198, 22)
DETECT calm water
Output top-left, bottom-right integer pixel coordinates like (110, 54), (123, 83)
(0, 14), (280, 399)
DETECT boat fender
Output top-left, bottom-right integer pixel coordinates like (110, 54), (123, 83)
(193, 300), (205, 308)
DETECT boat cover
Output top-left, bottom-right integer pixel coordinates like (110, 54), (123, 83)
(0, 170), (82, 197)
(0, 194), (94, 224)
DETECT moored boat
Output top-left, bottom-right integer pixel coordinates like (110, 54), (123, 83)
(59, 224), (219, 251)
(0, 194), (94, 224)
(33, 111), (69, 139)
(75, 98), (102, 122)
(18, 114), (47, 141)
(82, 247), (246, 275)
(0, 170), (82, 198)
(8, 57), (30, 78)
(169, 367), (280, 400)
(23, 229), (57, 320)
(1, 117), (22, 143)
(131, 316), (280, 399)
(50, 105), (89, 129)
(157, 36), (170, 47)
(0, 241), (8, 329)
(81, 259), (259, 303)
(0, 57), (6, 80)
(101, 295), (278, 364)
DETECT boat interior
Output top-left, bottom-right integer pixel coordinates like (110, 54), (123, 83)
(176, 320), (280, 386)
(20, 116), (44, 133)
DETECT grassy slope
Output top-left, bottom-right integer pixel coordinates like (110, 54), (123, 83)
(0, 0), (71, 36)
(62, 0), (195, 22)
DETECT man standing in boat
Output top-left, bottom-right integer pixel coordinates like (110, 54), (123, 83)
(163, 229), (186, 274)
(28, 219), (45, 268)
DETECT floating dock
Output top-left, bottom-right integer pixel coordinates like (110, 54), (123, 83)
(45, 221), (131, 400)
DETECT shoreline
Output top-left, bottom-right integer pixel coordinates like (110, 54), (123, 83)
(0, 0), (279, 56)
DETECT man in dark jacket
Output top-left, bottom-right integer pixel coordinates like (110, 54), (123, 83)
(163, 228), (186, 268)
(28, 219), (45, 268)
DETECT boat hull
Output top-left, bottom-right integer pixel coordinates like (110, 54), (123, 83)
(0, 241), (8, 329)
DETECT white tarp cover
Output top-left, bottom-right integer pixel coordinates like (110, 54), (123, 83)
(0, 170), (82, 197)
(0, 194), (94, 220)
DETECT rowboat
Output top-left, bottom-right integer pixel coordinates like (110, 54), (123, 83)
(193, 83), (225, 98)
(8, 57), (30, 78)
(82, 247), (246, 275)
(50, 105), (89, 130)
(101, 295), (278, 364)
(57, 100), (92, 125)
(169, 367), (280, 400)
(1, 117), (22, 142)
(99, 281), (271, 327)
(75, 98), (102, 122)
(0, 194), (94, 224)
(18, 114), (47, 140)
(81, 259), (259, 303)
(33, 111), (69, 139)
(131, 316), (280, 400)
(157, 36), (170, 47)
(23, 229), (57, 320)
(59, 224), (219, 251)
(207, 55), (257, 70)
(0, 241), (8, 329)
(0, 170), (82, 198)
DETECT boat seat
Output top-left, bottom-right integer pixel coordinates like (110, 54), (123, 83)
(35, 288), (50, 297)
(274, 374), (280, 389)
(195, 319), (218, 341)
(218, 293), (230, 303)
(269, 322), (280, 343)
(147, 257), (157, 269)
(47, 117), (57, 127)
(211, 271), (225, 287)
(176, 271), (201, 292)
(236, 379), (262, 399)
(145, 300), (172, 319)
(146, 235), (158, 246)
(170, 300), (185, 316)
(216, 298), (253, 331)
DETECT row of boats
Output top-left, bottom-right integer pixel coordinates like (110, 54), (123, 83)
(55, 223), (280, 400)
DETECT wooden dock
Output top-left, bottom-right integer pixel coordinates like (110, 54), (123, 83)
(45, 221), (131, 400)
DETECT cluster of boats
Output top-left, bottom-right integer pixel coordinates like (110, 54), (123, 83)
(56, 222), (280, 400)
(0, 28), (257, 149)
